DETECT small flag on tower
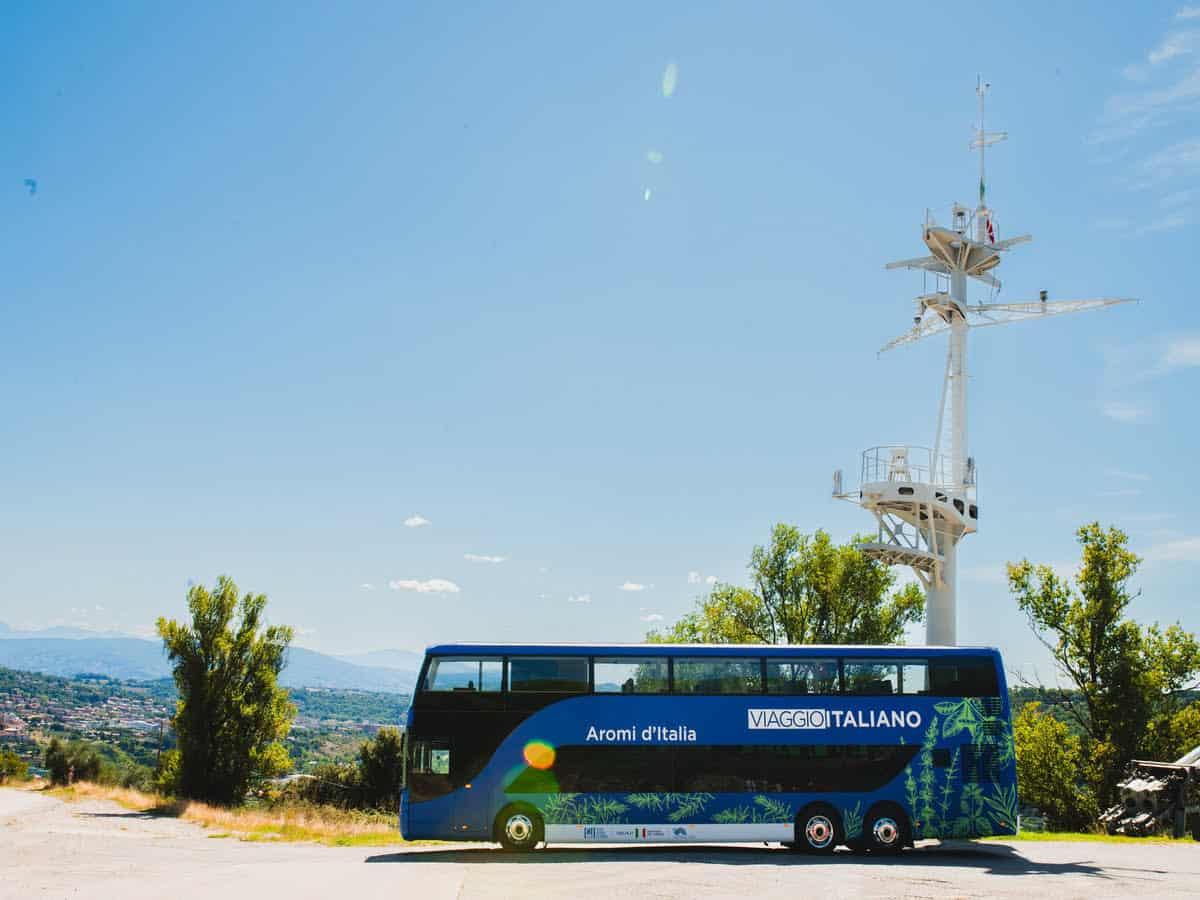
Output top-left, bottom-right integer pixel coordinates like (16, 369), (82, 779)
(986, 218), (995, 243)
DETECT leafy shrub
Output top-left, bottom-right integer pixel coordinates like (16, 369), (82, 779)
(155, 749), (182, 795)
(0, 749), (29, 783)
(44, 738), (104, 785)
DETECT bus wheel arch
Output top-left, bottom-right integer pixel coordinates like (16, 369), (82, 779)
(863, 801), (910, 853)
(794, 802), (844, 853)
(494, 803), (544, 851)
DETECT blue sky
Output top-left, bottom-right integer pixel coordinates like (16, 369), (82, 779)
(1, 2), (1197, 681)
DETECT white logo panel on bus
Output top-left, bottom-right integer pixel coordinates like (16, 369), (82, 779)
(747, 708), (923, 729)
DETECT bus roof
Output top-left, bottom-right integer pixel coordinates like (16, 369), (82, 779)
(423, 642), (1000, 657)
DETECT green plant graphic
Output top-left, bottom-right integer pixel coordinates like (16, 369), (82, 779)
(625, 793), (665, 812)
(934, 698), (984, 741)
(665, 793), (715, 822)
(937, 746), (960, 829)
(916, 717), (940, 836)
(578, 796), (628, 824)
(983, 784), (1019, 830)
(842, 801), (863, 840)
(752, 795), (793, 823)
(713, 805), (751, 824)
(542, 793), (580, 824)
(955, 783), (991, 837)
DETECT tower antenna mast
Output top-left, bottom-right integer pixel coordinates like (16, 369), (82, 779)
(833, 81), (1135, 647)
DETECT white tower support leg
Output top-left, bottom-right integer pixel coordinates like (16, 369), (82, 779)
(925, 538), (957, 645)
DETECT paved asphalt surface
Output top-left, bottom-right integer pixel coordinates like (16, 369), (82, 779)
(4, 788), (1200, 899)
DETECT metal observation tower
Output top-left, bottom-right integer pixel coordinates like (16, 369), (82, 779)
(833, 80), (1134, 646)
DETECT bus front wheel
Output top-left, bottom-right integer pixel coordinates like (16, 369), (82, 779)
(495, 805), (543, 852)
(795, 803), (843, 854)
(863, 803), (909, 854)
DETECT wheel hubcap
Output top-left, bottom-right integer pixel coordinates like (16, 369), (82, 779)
(805, 815), (834, 848)
(506, 814), (533, 844)
(873, 817), (899, 847)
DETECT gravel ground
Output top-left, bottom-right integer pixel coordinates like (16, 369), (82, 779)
(3, 788), (1200, 899)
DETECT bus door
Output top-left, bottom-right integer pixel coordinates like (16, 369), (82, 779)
(407, 736), (458, 835)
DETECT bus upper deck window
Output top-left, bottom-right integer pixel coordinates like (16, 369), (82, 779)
(843, 660), (900, 695)
(929, 657), (1000, 696)
(766, 659), (838, 694)
(508, 657), (588, 692)
(673, 658), (762, 694)
(594, 658), (669, 693)
(423, 658), (503, 692)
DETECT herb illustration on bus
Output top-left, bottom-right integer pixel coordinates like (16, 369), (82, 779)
(400, 644), (1017, 853)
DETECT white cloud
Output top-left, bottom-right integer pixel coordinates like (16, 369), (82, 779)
(403, 514), (431, 528)
(687, 571), (701, 584)
(640, 612), (665, 622)
(661, 62), (678, 98)
(360, 583), (374, 591)
(1165, 335), (1200, 367)
(295, 626), (318, 636)
(1110, 69), (1200, 136)
(1135, 212), (1192, 234)
(705, 575), (717, 585)
(1153, 32), (1194, 64)
(388, 578), (460, 594)
(567, 594), (592, 604)
(1102, 400), (1151, 423)
(1104, 468), (1150, 481)
(464, 553), (506, 563)
(1181, 7), (1200, 20)
(619, 582), (647, 592)
(1144, 536), (1200, 561)
(1148, 29), (1200, 64)
(1137, 138), (1200, 185)
(1098, 488), (1142, 498)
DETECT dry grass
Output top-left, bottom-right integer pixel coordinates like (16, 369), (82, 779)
(44, 781), (415, 847)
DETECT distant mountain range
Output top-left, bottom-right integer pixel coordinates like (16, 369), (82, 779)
(0, 623), (420, 694)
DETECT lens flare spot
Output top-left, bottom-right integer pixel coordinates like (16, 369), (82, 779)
(523, 740), (556, 770)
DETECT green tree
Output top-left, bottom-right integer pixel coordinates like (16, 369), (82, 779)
(0, 749), (28, 783)
(358, 727), (404, 810)
(1012, 702), (1097, 830)
(1143, 702), (1200, 763)
(154, 748), (182, 795)
(157, 576), (295, 805)
(652, 525), (924, 644)
(43, 739), (103, 785)
(1007, 523), (1200, 804)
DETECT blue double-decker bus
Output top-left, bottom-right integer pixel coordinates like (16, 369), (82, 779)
(400, 643), (1017, 853)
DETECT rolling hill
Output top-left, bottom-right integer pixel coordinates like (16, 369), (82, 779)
(0, 625), (418, 693)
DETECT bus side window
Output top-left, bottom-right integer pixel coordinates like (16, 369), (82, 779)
(423, 658), (502, 692)
(843, 661), (899, 694)
(509, 657), (589, 692)
(929, 657), (1000, 696)
(765, 659), (838, 695)
(593, 658), (669, 694)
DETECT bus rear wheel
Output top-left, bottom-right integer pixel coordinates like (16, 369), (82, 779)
(795, 803), (843, 854)
(495, 805), (543, 852)
(863, 803), (909, 854)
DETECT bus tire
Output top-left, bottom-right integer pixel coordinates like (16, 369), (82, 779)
(795, 803), (843, 854)
(495, 804), (543, 852)
(863, 803), (909, 854)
